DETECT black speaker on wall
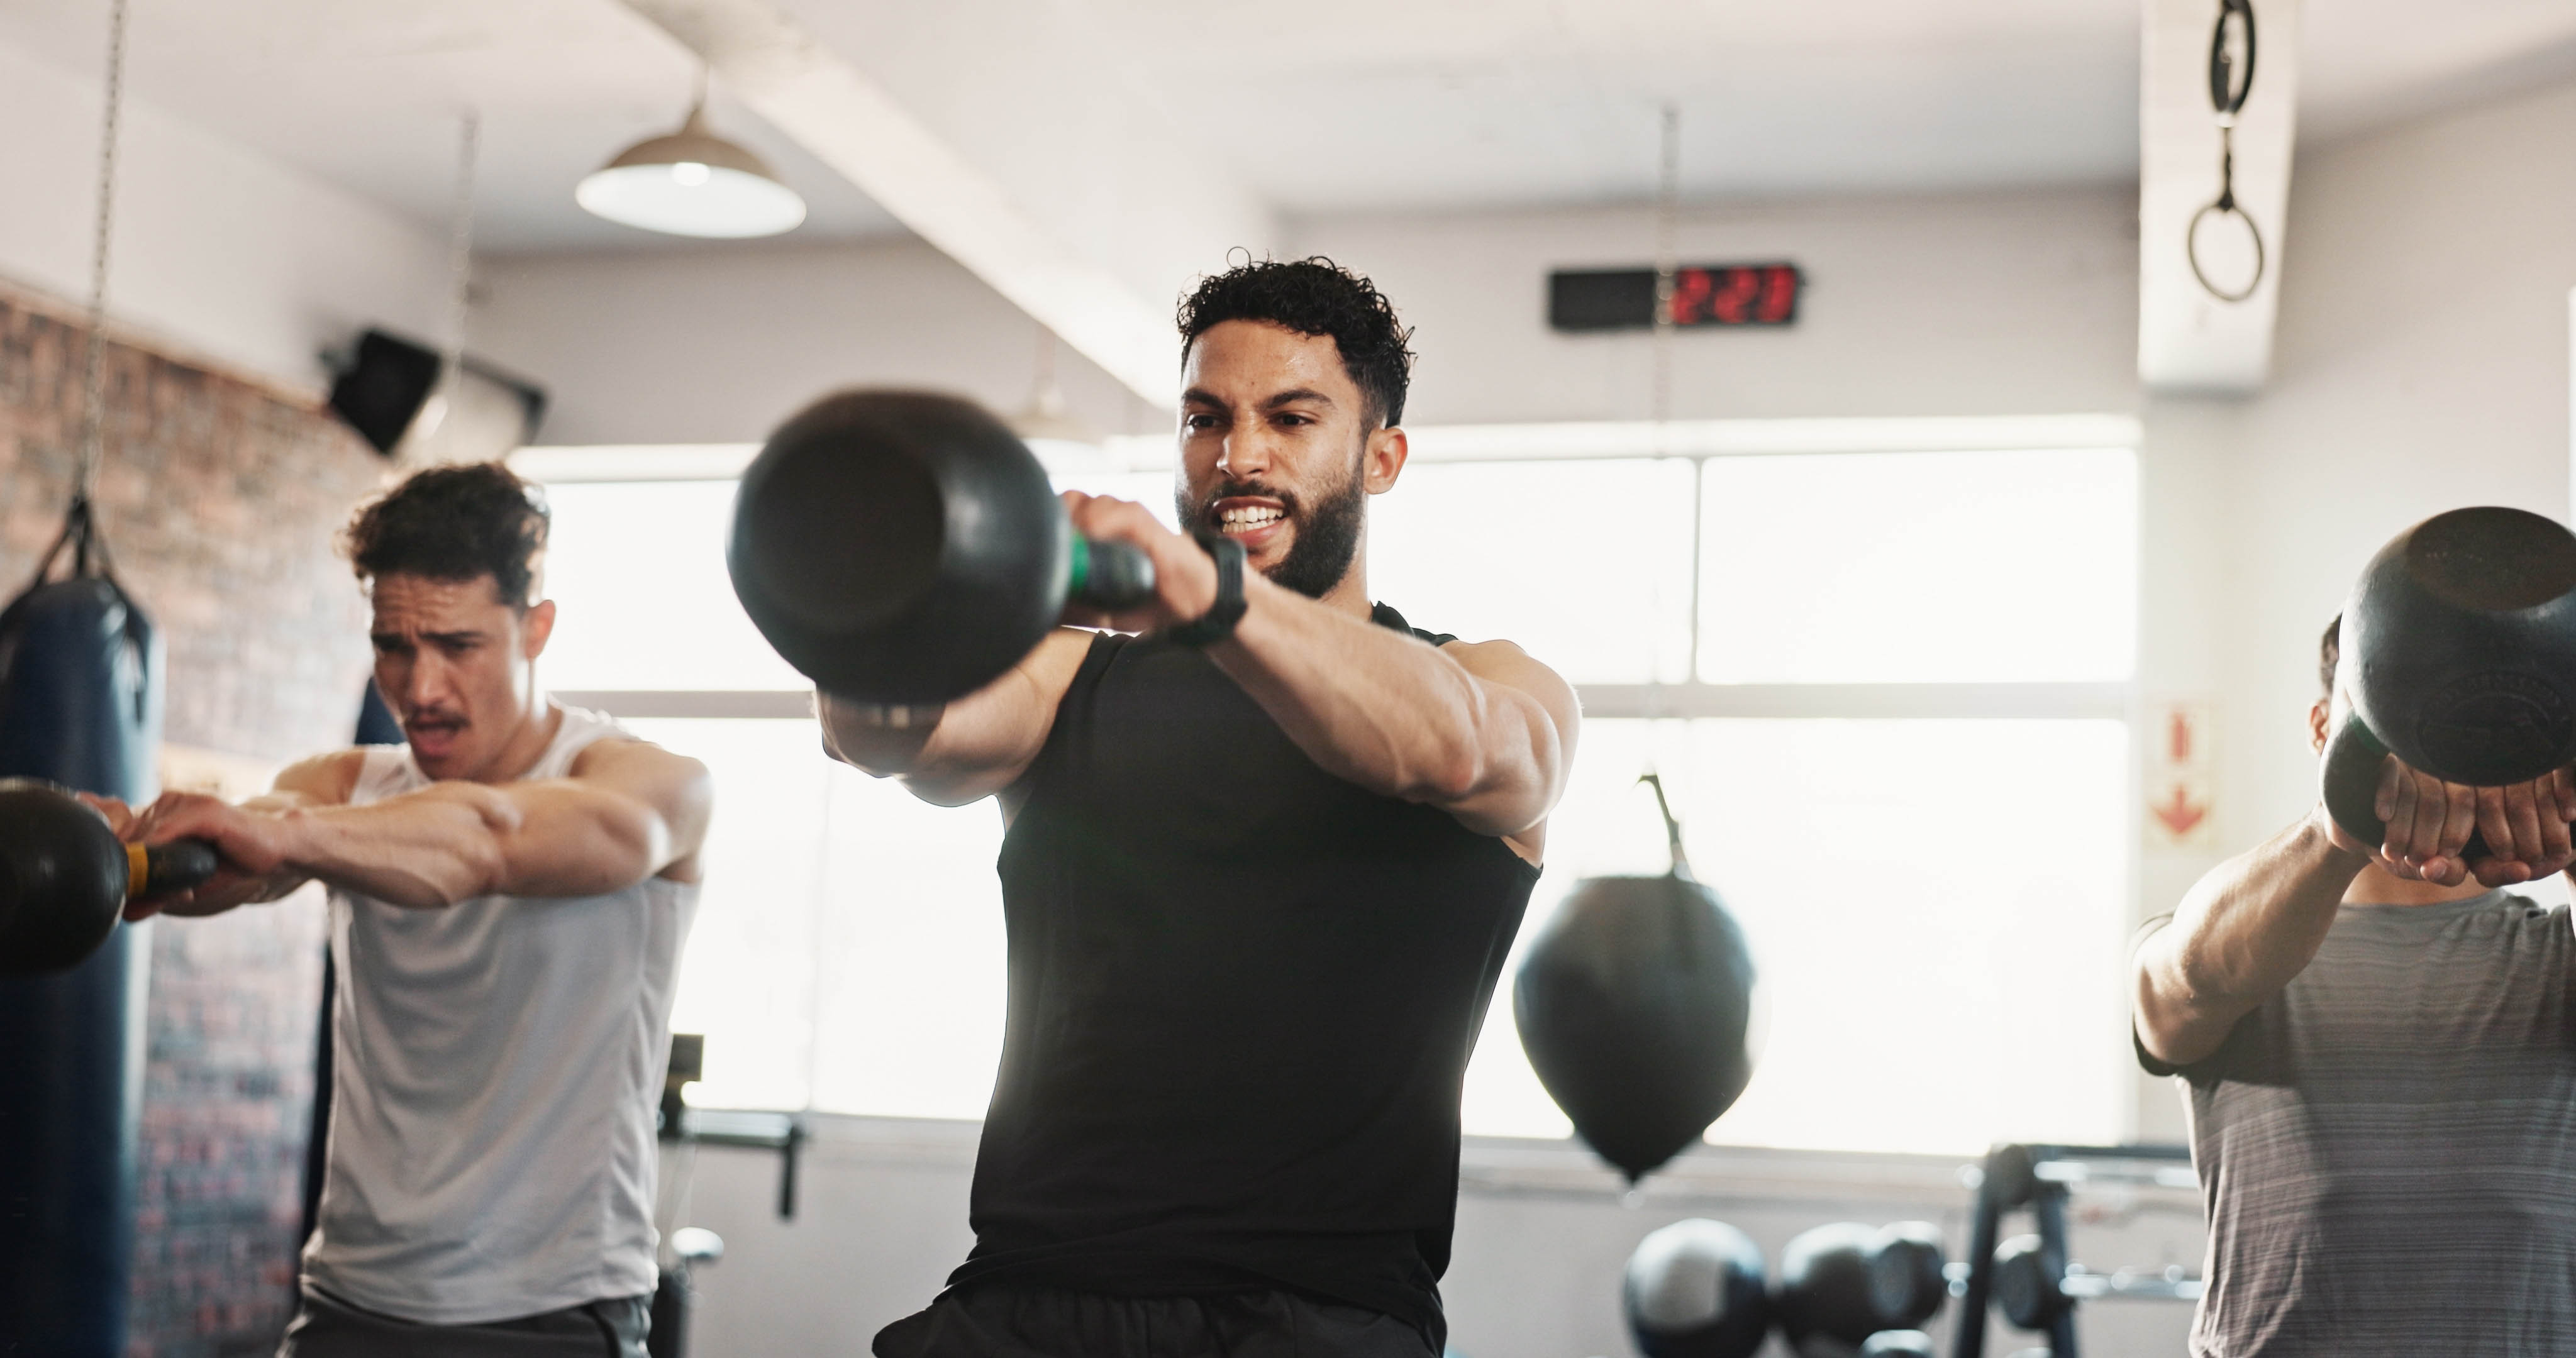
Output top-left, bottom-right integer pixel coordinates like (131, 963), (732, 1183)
(325, 329), (547, 460)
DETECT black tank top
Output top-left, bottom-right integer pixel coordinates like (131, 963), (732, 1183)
(950, 604), (1541, 1336)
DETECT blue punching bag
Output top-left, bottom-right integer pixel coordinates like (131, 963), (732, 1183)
(0, 498), (164, 1356)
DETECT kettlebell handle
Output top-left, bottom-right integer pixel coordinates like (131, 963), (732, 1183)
(2321, 714), (2497, 863)
(130, 838), (220, 900)
(1067, 537), (1156, 611)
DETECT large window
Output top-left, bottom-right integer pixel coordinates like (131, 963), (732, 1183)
(1455, 716), (2131, 1152)
(529, 426), (2138, 1154)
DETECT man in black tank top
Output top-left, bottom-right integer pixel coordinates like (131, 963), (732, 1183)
(822, 259), (1580, 1357)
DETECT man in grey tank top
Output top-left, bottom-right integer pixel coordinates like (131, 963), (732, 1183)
(91, 465), (713, 1357)
(2133, 616), (2576, 1356)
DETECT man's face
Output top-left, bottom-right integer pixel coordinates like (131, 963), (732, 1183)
(1175, 319), (1405, 600)
(368, 573), (555, 781)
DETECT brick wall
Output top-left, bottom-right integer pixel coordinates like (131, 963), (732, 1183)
(1, 283), (385, 1357)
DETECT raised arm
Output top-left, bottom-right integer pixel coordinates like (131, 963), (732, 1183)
(1061, 494), (1579, 853)
(126, 736), (712, 915)
(817, 627), (1095, 807)
(2135, 758), (2576, 1067)
(90, 750), (362, 919)
(2133, 812), (2368, 1067)
(1215, 587), (1577, 846)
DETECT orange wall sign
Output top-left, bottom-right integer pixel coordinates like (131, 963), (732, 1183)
(2148, 700), (2216, 850)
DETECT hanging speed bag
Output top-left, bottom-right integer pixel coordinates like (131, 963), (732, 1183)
(1513, 776), (1760, 1182)
(0, 540), (165, 1357)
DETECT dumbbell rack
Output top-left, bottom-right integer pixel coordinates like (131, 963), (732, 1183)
(1951, 1143), (2198, 1358)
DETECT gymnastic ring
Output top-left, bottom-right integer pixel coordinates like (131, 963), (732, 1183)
(2187, 199), (2265, 304)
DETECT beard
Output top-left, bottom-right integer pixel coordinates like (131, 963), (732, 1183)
(1179, 453), (1367, 601)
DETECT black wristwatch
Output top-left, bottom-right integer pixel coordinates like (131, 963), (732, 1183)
(1166, 535), (1248, 646)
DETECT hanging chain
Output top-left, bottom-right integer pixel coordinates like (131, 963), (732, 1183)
(73, 0), (131, 510)
(1645, 102), (1681, 722)
(443, 111), (480, 399)
(1650, 102), (1680, 431)
(2187, 0), (2265, 303)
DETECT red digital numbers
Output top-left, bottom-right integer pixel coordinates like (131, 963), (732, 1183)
(1665, 265), (1799, 327)
(1669, 268), (1714, 324)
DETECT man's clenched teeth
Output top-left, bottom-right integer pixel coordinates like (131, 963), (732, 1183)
(1218, 505), (1285, 534)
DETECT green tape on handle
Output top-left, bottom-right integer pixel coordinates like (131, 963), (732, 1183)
(1068, 537), (1156, 609)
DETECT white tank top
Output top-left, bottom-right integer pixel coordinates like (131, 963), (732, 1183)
(301, 705), (700, 1324)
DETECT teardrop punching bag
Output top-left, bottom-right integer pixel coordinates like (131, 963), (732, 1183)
(0, 498), (164, 1356)
(1514, 774), (1760, 1182)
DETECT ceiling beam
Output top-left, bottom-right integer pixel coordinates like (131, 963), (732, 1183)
(2138, 0), (2301, 394)
(618, 0), (1268, 408)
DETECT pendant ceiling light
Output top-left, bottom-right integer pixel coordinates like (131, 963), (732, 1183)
(1006, 326), (1107, 472)
(576, 75), (805, 239)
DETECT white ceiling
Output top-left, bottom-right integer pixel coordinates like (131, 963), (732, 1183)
(1, 0), (2573, 253)
(1067, 0), (2145, 214)
(0, 0), (906, 251)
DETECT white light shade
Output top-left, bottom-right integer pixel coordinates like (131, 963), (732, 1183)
(575, 108), (806, 239)
(1006, 401), (1100, 448)
(1006, 331), (1102, 454)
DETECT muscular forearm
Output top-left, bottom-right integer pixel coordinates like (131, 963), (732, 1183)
(1211, 577), (1557, 832)
(2138, 814), (2365, 1064)
(279, 781), (661, 908)
(816, 629), (1091, 805)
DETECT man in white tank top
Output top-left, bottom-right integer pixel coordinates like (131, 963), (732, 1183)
(92, 464), (712, 1358)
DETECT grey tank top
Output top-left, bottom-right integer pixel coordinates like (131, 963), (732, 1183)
(2141, 890), (2576, 1356)
(303, 705), (700, 1324)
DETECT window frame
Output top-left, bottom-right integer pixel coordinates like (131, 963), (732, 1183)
(527, 412), (2140, 726)
(522, 412), (2144, 1144)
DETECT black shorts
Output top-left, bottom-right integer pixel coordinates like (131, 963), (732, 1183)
(872, 1284), (1439, 1358)
(275, 1284), (650, 1358)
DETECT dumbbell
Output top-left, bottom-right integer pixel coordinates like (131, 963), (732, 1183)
(1990, 1234), (2073, 1332)
(2319, 505), (2576, 856)
(726, 390), (1158, 704)
(1623, 1218), (1772, 1358)
(0, 779), (218, 974)
(1775, 1220), (1950, 1351)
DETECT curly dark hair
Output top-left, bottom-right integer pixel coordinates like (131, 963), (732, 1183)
(1177, 257), (1416, 428)
(343, 462), (550, 609)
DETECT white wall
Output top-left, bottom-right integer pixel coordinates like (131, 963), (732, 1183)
(474, 185), (2142, 449)
(0, 39), (448, 396)
(1290, 186), (2140, 427)
(471, 238), (1144, 447)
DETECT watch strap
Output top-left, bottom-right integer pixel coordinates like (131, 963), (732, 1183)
(1166, 535), (1248, 646)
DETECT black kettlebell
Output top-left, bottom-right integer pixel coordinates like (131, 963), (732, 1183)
(2321, 506), (2576, 852)
(0, 779), (218, 974)
(726, 390), (1158, 704)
